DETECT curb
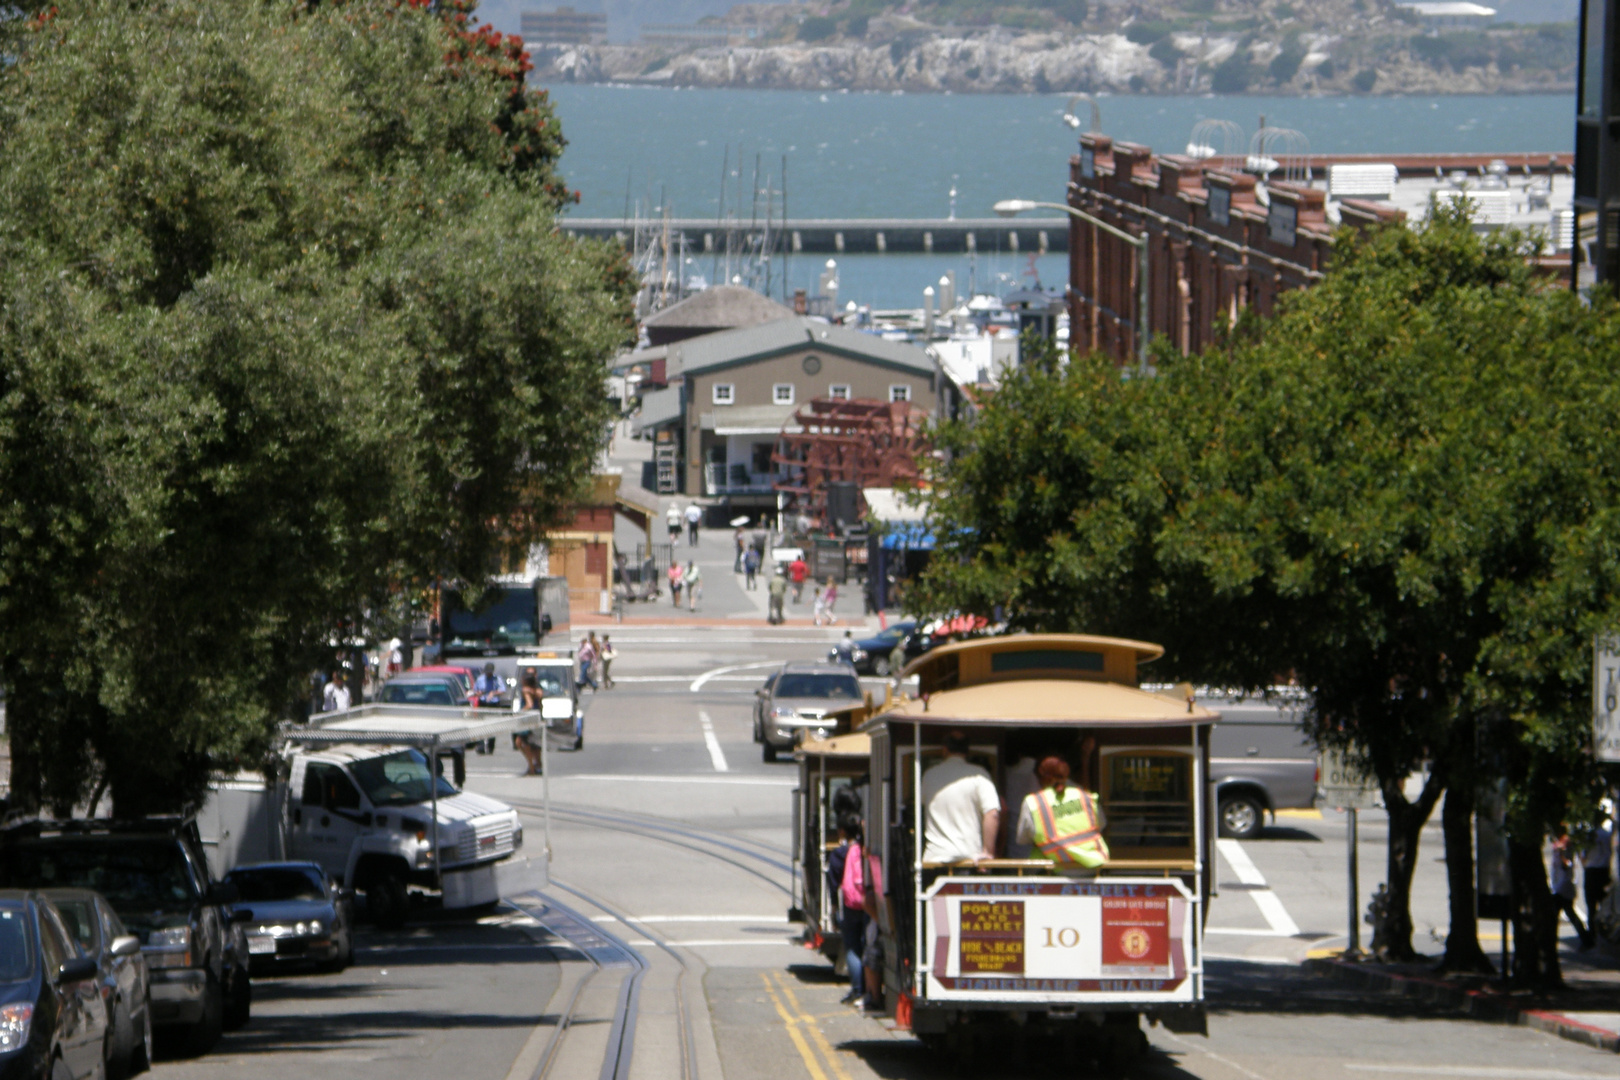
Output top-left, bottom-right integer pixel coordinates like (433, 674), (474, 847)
(1305, 958), (1619, 1053)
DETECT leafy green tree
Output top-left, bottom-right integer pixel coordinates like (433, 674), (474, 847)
(0, 0), (631, 816)
(913, 207), (1616, 982)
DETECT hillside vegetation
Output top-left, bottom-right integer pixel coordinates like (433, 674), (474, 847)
(530, 0), (1577, 94)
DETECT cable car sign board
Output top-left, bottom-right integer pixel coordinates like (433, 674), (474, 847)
(923, 878), (1196, 1003)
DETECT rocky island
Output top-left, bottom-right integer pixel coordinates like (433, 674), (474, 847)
(529, 0), (1576, 95)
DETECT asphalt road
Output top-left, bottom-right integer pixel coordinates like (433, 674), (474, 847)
(159, 522), (1620, 1080)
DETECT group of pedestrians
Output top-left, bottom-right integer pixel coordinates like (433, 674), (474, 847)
(574, 632), (617, 691)
(1551, 801), (1614, 950)
(666, 560), (703, 610)
(665, 502), (703, 546)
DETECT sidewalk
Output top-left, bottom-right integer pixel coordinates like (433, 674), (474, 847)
(1305, 935), (1620, 1052)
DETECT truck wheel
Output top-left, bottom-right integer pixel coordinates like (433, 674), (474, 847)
(180, 971), (224, 1057)
(367, 873), (409, 929)
(1218, 793), (1264, 839)
(223, 967), (251, 1030)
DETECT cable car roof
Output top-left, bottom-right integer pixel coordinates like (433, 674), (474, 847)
(795, 732), (871, 759)
(899, 633), (1166, 695)
(873, 679), (1219, 728)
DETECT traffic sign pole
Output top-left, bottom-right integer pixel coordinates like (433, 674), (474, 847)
(1346, 808), (1362, 959)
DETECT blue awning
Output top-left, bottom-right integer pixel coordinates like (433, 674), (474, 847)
(880, 522), (935, 550)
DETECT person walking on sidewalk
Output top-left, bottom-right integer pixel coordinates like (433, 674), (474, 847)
(685, 502), (702, 546)
(576, 636), (599, 693)
(743, 545), (760, 590)
(1586, 799), (1614, 927)
(667, 561), (684, 607)
(599, 635), (618, 689)
(666, 503), (682, 543)
(814, 579), (839, 626)
(685, 561), (703, 611)
(768, 572), (787, 624)
(734, 527), (746, 572)
(789, 554), (809, 603)
(1551, 832), (1596, 949)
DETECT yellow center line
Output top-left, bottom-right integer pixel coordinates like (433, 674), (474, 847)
(773, 973), (855, 1080)
(760, 972), (835, 1080)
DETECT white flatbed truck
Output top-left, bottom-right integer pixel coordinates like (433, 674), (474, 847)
(199, 705), (550, 926)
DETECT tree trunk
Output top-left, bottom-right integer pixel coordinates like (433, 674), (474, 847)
(1439, 782), (1494, 973)
(1377, 767), (1446, 961)
(1508, 837), (1562, 990)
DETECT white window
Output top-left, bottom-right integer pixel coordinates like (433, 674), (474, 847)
(889, 384), (912, 403)
(712, 383), (735, 405)
(773, 383), (796, 405)
(828, 384), (851, 401)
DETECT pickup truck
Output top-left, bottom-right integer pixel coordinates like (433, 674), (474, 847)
(198, 706), (545, 928)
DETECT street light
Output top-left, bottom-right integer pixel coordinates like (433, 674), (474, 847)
(995, 199), (1150, 371)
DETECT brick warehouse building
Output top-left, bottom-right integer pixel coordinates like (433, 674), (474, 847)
(1067, 133), (1573, 364)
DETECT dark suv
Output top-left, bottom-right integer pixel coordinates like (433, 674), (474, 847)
(0, 820), (251, 1056)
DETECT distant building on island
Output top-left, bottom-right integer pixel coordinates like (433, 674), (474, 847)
(520, 7), (607, 44)
(1396, 1), (1498, 26)
(639, 22), (764, 48)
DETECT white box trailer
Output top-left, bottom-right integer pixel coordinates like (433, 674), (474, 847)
(197, 704), (550, 925)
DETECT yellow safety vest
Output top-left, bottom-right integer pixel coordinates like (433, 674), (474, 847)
(1028, 785), (1109, 869)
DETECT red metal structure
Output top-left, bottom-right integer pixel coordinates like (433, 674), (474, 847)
(772, 399), (925, 527)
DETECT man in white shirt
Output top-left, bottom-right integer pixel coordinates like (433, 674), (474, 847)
(323, 673), (351, 713)
(921, 731), (1000, 865)
(684, 502), (702, 546)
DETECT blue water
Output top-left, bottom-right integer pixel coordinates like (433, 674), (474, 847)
(546, 86), (1576, 307)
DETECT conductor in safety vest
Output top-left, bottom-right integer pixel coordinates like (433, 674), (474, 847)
(1015, 750), (1110, 869)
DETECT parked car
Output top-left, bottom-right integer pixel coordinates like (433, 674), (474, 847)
(40, 890), (150, 1079)
(224, 863), (354, 975)
(0, 890), (108, 1080)
(828, 621), (917, 675)
(753, 663), (866, 762)
(0, 820), (252, 1056)
(410, 665), (476, 699)
(378, 672), (470, 707)
(1206, 690), (1319, 839)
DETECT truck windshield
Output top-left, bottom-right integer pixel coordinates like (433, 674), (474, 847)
(0, 840), (198, 912)
(775, 674), (863, 700)
(443, 586), (538, 654)
(524, 667), (569, 696)
(349, 749), (458, 806)
(0, 904), (34, 982)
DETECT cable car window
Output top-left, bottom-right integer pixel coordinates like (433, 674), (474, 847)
(989, 649), (1103, 673)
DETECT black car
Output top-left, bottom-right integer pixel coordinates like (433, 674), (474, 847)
(40, 890), (150, 1079)
(827, 621), (918, 676)
(0, 821), (251, 1057)
(225, 863), (354, 975)
(0, 890), (107, 1080)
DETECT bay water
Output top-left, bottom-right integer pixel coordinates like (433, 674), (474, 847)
(547, 86), (1575, 308)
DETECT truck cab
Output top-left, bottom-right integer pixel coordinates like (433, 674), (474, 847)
(284, 743), (524, 926)
(515, 655), (585, 751)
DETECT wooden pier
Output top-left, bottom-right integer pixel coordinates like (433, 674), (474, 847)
(559, 217), (1071, 255)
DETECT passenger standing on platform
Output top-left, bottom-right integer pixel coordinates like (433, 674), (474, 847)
(835, 815), (867, 1005)
(1016, 754), (1110, 869)
(920, 731), (1000, 865)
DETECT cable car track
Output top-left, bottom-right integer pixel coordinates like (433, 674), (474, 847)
(505, 797), (794, 897)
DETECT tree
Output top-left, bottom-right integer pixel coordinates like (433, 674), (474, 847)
(913, 206), (1617, 980)
(0, 0), (632, 816)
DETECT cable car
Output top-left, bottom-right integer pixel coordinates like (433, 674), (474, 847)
(790, 731), (871, 967)
(862, 634), (1218, 1067)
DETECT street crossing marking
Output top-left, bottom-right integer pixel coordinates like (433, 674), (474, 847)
(1217, 839), (1302, 937)
(700, 709), (729, 772)
(690, 660), (780, 692)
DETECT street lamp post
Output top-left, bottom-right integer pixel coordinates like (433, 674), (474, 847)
(995, 198), (1150, 372)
